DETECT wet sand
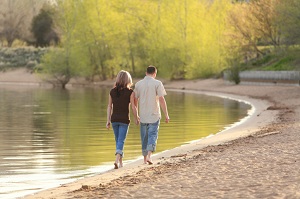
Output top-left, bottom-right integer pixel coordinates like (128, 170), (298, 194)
(1, 69), (300, 198)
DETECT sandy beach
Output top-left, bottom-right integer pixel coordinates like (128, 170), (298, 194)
(1, 69), (300, 199)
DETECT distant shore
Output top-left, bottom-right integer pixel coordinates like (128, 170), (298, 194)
(1, 68), (300, 198)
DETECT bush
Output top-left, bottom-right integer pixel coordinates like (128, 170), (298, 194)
(227, 65), (240, 85)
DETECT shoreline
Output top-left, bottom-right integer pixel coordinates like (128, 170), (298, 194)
(23, 87), (276, 199)
(1, 69), (300, 198)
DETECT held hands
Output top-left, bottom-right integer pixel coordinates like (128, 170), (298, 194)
(135, 116), (140, 125)
(107, 118), (139, 129)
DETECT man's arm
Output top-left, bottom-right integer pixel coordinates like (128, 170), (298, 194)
(159, 96), (170, 123)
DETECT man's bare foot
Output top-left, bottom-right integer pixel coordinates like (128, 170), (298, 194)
(146, 153), (153, 165)
(143, 156), (148, 164)
(146, 159), (153, 165)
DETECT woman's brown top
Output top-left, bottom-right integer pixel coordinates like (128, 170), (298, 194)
(110, 87), (133, 124)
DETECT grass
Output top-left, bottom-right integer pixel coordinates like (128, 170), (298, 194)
(240, 47), (300, 71)
(262, 56), (295, 71)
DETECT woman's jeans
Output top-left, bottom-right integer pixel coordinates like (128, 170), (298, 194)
(112, 122), (129, 157)
(140, 120), (160, 156)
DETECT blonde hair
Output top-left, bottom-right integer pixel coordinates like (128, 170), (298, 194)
(115, 70), (133, 89)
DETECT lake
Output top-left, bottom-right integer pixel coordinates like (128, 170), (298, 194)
(0, 85), (251, 199)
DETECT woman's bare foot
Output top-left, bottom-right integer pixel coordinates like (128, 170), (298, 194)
(114, 162), (118, 169)
(119, 157), (123, 168)
(114, 154), (121, 169)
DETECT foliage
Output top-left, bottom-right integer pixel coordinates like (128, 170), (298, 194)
(39, 49), (69, 88)
(38, 0), (88, 88)
(234, 47), (300, 72)
(0, 47), (47, 71)
(226, 59), (241, 85)
(263, 57), (294, 71)
(39, 48), (84, 89)
(44, 0), (231, 81)
(4, 0), (297, 83)
(276, 0), (300, 45)
(225, 0), (300, 75)
(0, 0), (51, 47)
(252, 55), (273, 66)
(31, 8), (59, 47)
(260, 48), (300, 71)
(226, 0), (282, 61)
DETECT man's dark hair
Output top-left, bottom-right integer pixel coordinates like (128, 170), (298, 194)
(147, 65), (157, 74)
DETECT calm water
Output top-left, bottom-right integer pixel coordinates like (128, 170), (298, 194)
(0, 85), (251, 199)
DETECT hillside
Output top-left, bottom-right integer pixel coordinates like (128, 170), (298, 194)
(240, 48), (300, 71)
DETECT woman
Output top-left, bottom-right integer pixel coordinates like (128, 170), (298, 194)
(106, 70), (139, 169)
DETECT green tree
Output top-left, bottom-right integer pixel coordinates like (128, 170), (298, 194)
(111, 0), (150, 77)
(40, 0), (237, 83)
(226, 0), (284, 63)
(40, 0), (85, 88)
(31, 8), (59, 47)
(80, 0), (116, 81)
(249, 0), (281, 48)
(226, 2), (264, 60)
(40, 49), (71, 89)
(142, 0), (231, 79)
(276, 0), (300, 45)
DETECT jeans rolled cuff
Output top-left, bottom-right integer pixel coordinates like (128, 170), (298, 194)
(142, 150), (148, 157)
(115, 150), (124, 157)
(146, 144), (156, 152)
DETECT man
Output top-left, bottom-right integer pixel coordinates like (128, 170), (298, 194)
(134, 65), (170, 164)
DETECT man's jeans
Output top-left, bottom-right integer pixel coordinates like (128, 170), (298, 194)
(112, 122), (129, 157)
(140, 120), (160, 156)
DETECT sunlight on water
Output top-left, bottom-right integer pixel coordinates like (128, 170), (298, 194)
(0, 85), (251, 199)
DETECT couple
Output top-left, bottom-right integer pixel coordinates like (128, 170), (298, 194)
(106, 65), (170, 169)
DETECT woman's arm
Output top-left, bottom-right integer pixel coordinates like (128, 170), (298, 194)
(130, 92), (140, 125)
(106, 94), (113, 129)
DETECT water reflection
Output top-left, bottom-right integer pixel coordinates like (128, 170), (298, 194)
(0, 85), (251, 198)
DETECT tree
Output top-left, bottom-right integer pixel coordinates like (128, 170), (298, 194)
(227, 0), (284, 59)
(31, 8), (59, 47)
(249, 0), (281, 48)
(151, 0), (189, 79)
(226, 2), (264, 59)
(111, 0), (150, 77)
(39, 0), (85, 88)
(40, 0), (235, 82)
(79, 0), (115, 81)
(40, 49), (71, 89)
(0, 0), (25, 46)
(0, 0), (51, 47)
(276, 0), (300, 45)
